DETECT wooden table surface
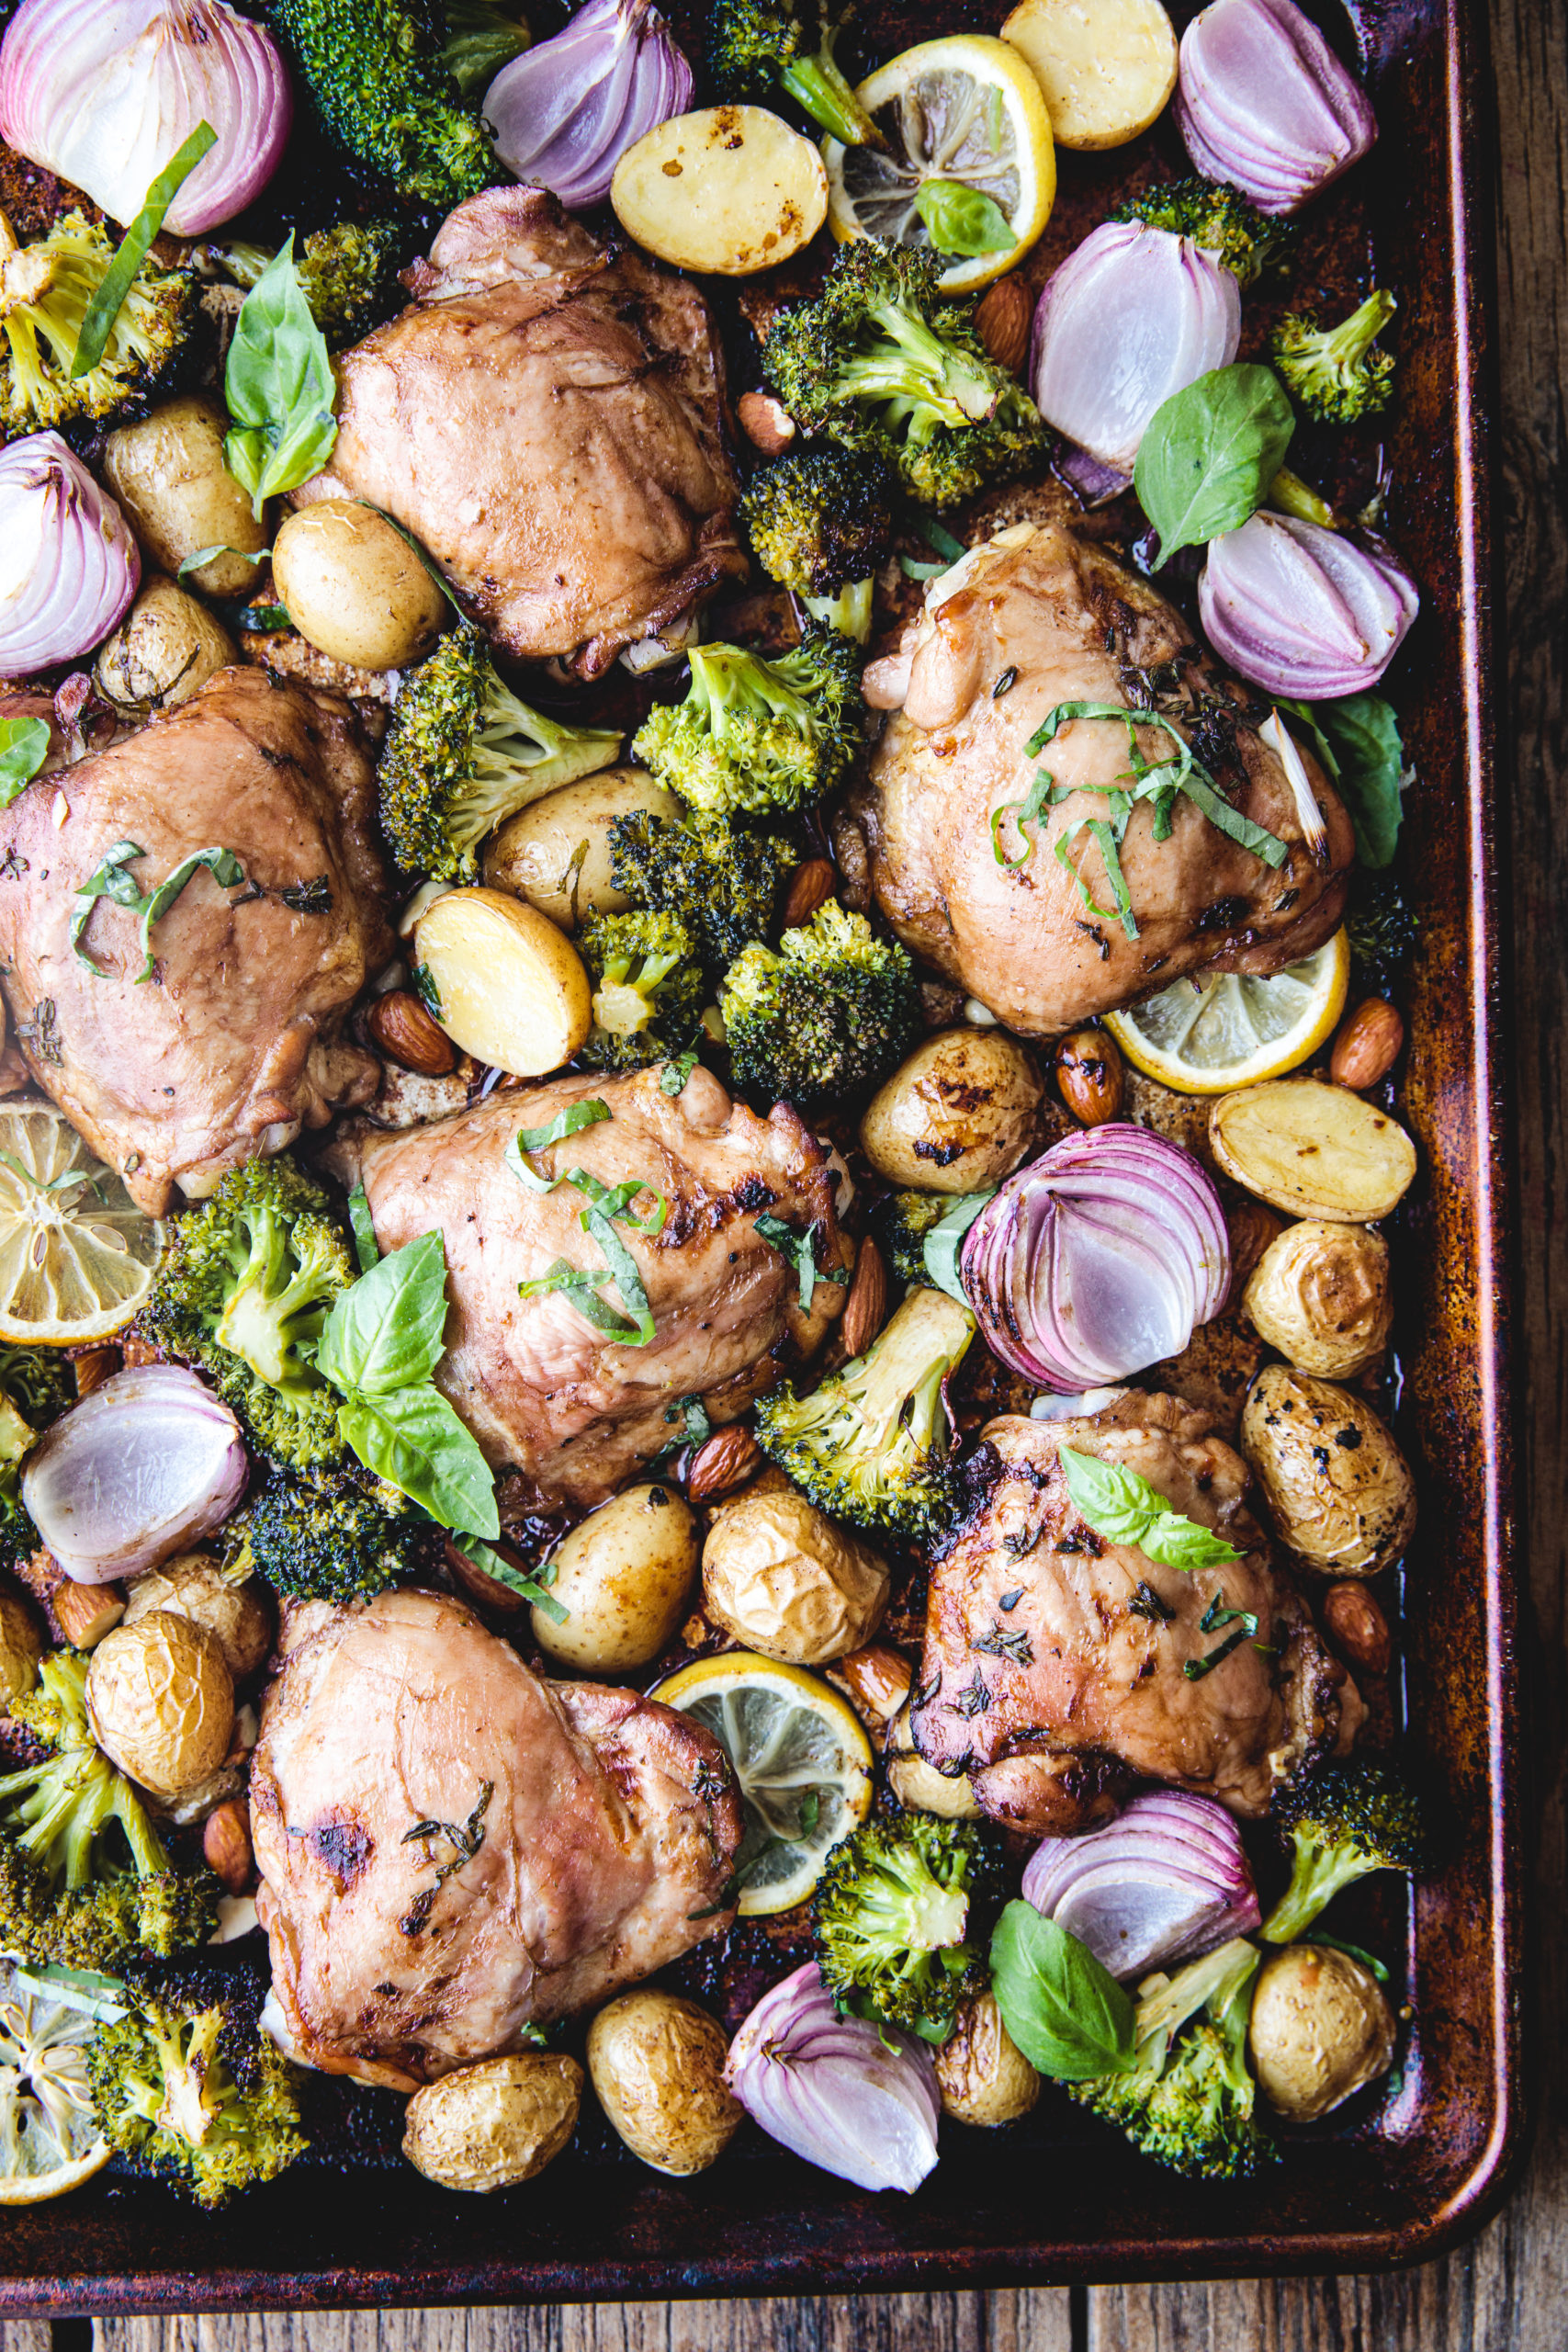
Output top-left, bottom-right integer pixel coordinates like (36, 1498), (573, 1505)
(11, 0), (1558, 2344)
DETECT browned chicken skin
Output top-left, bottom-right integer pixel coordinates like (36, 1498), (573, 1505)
(335, 1064), (850, 1510)
(251, 1589), (740, 2087)
(0, 668), (391, 1215)
(299, 187), (748, 675)
(910, 1394), (1360, 1836)
(853, 523), (1354, 1035)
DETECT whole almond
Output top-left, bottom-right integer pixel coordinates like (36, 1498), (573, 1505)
(1330, 998), (1404, 1091)
(71, 1345), (121, 1398)
(203, 1798), (254, 1894)
(826, 1643), (913, 1732)
(686, 1424), (763, 1506)
(368, 988), (457, 1078)
(840, 1236), (888, 1359)
(737, 390), (796, 456)
(1055, 1027), (1125, 1126)
(1322, 1580), (1392, 1675)
(781, 858), (837, 933)
(973, 276), (1032, 376)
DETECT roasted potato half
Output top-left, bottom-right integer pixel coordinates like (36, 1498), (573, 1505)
(102, 395), (269, 598)
(1249, 1944), (1396, 2121)
(1002, 0), (1178, 149)
(859, 1028), (1043, 1194)
(1241, 1364), (1416, 1577)
(412, 888), (592, 1075)
(95, 579), (235, 716)
(934, 1990), (1041, 2125)
(612, 107), (828, 275)
(1243, 1220), (1393, 1378)
(586, 1991), (742, 2174)
(272, 502), (447, 673)
(1210, 1080), (1416, 1222)
(484, 769), (683, 932)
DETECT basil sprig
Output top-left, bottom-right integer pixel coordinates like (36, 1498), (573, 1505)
(0, 717), (51, 808)
(913, 180), (1016, 258)
(754, 1214), (847, 1314)
(71, 122), (217, 380)
(1059, 1446), (1244, 1573)
(72, 842), (245, 983)
(504, 1099), (611, 1191)
(989, 1901), (1136, 2079)
(1279, 693), (1408, 868)
(1134, 363), (1296, 566)
(448, 1532), (569, 1625)
(223, 234), (339, 517)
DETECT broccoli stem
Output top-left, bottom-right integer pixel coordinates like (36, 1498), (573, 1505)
(1311, 288), (1396, 378)
(833, 301), (1001, 428)
(1259, 1838), (1369, 1944)
(803, 579), (875, 641)
(780, 47), (881, 148)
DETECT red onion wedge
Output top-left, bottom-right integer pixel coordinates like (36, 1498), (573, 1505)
(1023, 1792), (1261, 1980)
(1029, 222), (1240, 478)
(961, 1124), (1230, 1393)
(22, 1365), (246, 1585)
(0, 435), (140, 673)
(0, 0), (291, 234)
(725, 1962), (941, 2193)
(484, 0), (693, 211)
(1175, 0), (1376, 216)
(1199, 512), (1419, 697)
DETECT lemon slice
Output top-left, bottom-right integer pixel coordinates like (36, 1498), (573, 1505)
(824, 35), (1056, 294)
(0, 1105), (163, 1345)
(1106, 933), (1351, 1096)
(0, 1962), (110, 2203)
(652, 1652), (874, 1916)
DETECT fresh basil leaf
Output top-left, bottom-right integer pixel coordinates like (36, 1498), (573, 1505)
(922, 1189), (993, 1305)
(412, 961), (442, 1019)
(0, 717), (51, 808)
(177, 544), (271, 582)
(899, 554), (948, 580)
(584, 1205), (656, 1342)
(223, 234), (339, 517)
(913, 179), (1017, 258)
(1058, 1446), (1242, 1570)
(449, 1532), (569, 1623)
(660, 1051), (698, 1097)
(754, 1213), (846, 1315)
(347, 1186), (379, 1274)
(338, 1385), (499, 1539)
(1310, 1933), (1390, 1984)
(71, 842), (244, 982)
(649, 1392), (711, 1467)
(70, 122), (216, 379)
(919, 517), (967, 562)
(12, 1961), (127, 2023)
(133, 847), (243, 982)
(989, 1901), (1136, 2079)
(319, 1230), (449, 1397)
(504, 1098), (611, 1193)
(1282, 693), (1407, 868)
(1135, 365), (1296, 567)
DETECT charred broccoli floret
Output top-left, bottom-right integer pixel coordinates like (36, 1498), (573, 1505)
(1066, 1938), (1274, 2182)
(225, 1463), (441, 1605)
(579, 910), (705, 1072)
(873, 1191), (952, 1286)
(1262, 1760), (1424, 1944)
(1346, 874), (1417, 993)
(755, 1285), (975, 1542)
(1111, 178), (1294, 285)
(632, 627), (863, 821)
(1271, 290), (1397, 424)
(705, 0), (879, 146)
(0, 1346), (72, 1427)
(0, 211), (196, 442)
(264, 0), (500, 209)
(139, 1156), (355, 1473)
(89, 1959), (306, 2208)
(608, 808), (799, 981)
(762, 242), (1048, 511)
(718, 899), (919, 1108)
(379, 622), (622, 881)
(211, 219), (408, 345)
(815, 1815), (989, 2041)
(741, 445), (896, 642)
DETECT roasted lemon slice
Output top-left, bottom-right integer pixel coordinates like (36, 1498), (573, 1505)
(824, 34), (1056, 294)
(652, 1652), (874, 1917)
(0, 1963), (111, 2204)
(0, 1104), (164, 1344)
(1106, 932), (1351, 1096)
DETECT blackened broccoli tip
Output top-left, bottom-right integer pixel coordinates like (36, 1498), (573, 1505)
(293, 216), (408, 345)
(741, 445), (897, 599)
(873, 1191), (953, 1286)
(607, 808), (800, 979)
(705, 0), (881, 148)
(1111, 178), (1295, 285)
(263, 0), (500, 209)
(1271, 289), (1397, 425)
(1347, 874), (1416, 990)
(378, 621), (622, 883)
(754, 1283), (975, 1541)
(580, 908), (705, 1072)
(1262, 1760), (1424, 1944)
(0, 1344), (73, 1428)
(814, 1814), (987, 2040)
(631, 625), (864, 822)
(227, 1463), (440, 1606)
(718, 897), (919, 1110)
(1068, 1938), (1275, 2183)
(138, 1153), (354, 1474)
(0, 211), (197, 443)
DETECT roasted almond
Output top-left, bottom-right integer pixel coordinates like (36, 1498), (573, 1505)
(70, 1344), (121, 1398)
(1322, 1580), (1392, 1675)
(973, 275), (1032, 376)
(840, 1236), (888, 1359)
(685, 1424), (764, 1506)
(368, 988), (457, 1078)
(826, 1643), (914, 1731)
(737, 390), (796, 455)
(781, 858), (837, 933)
(1055, 1026), (1125, 1126)
(16, 1548), (124, 1649)
(1330, 998), (1404, 1091)
(202, 1798), (254, 1894)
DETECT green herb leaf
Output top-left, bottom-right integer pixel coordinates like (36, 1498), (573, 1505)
(650, 1393), (711, 1467)
(913, 179), (1017, 257)
(177, 545), (271, 582)
(504, 1098), (611, 1192)
(989, 1901), (1137, 2079)
(1280, 693), (1407, 868)
(583, 1205), (656, 1341)
(0, 718), (51, 808)
(71, 842), (245, 982)
(660, 1051), (699, 1097)
(11, 1961), (127, 2023)
(347, 1186), (379, 1275)
(338, 1384), (499, 1539)
(223, 234), (339, 518)
(449, 1532), (569, 1624)
(412, 961), (442, 1020)
(1059, 1446), (1244, 1571)
(899, 554), (949, 580)
(1134, 364), (1296, 567)
(70, 122), (216, 380)
(1183, 1623), (1256, 1679)
(921, 1189), (993, 1306)
(1309, 1933), (1390, 1984)
(919, 517), (967, 562)
(318, 1230), (448, 1397)
(754, 1213), (846, 1314)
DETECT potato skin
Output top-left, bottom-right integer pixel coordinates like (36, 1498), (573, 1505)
(102, 396), (269, 598)
(859, 1029), (1043, 1194)
(402, 2052), (583, 2192)
(1248, 1944), (1395, 2120)
(85, 1611), (234, 1798)
(272, 501), (447, 672)
(612, 106), (828, 276)
(122, 1552), (273, 1682)
(1243, 1221), (1393, 1378)
(95, 579), (236, 717)
(1241, 1365), (1416, 1577)
(934, 1991), (1041, 2125)
(586, 1991), (741, 2174)
(533, 1484), (698, 1672)
(484, 769), (683, 932)
(702, 1481), (888, 1665)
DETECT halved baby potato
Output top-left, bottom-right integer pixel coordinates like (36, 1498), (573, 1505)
(412, 888), (591, 1075)
(1002, 0), (1178, 150)
(484, 768), (683, 932)
(1210, 1080), (1417, 1223)
(612, 106), (828, 275)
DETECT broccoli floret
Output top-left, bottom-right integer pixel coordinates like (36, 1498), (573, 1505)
(0, 1652), (218, 1973)
(138, 1155), (354, 1473)
(0, 1471), (36, 1575)
(379, 623), (622, 882)
(0, 211), (196, 443)
(741, 446), (896, 643)
(89, 1961), (306, 2208)
(755, 1285), (975, 1542)
(1262, 1760), (1424, 1944)
(578, 910), (705, 1073)
(814, 1815), (988, 2041)
(608, 809), (799, 981)
(706, 0), (879, 147)
(873, 1191), (953, 1286)
(209, 220), (407, 345)
(1271, 290), (1397, 425)
(1111, 178), (1294, 286)
(762, 242), (1048, 512)
(0, 1346), (72, 1427)
(718, 899), (919, 1109)
(228, 1463), (441, 1605)
(264, 0), (500, 209)
(632, 627), (863, 822)
(1346, 875), (1416, 994)
(1067, 1938), (1274, 2182)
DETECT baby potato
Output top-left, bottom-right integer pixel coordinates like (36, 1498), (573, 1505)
(272, 501), (447, 673)
(934, 1990), (1042, 2126)
(1248, 1944), (1396, 2121)
(1244, 1220), (1393, 1379)
(95, 578), (236, 717)
(85, 1611), (234, 1799)
(102, 396), (269, 598)
(122, 1552), (273, 1682)
(1002, 0), (1178, 149)
(532, 1484), (698, 1672)
(1210, 1080), (1417, 1223)
(586, 1990), (742, 2175)
(413, 887), (592, 1075)
(1241, 1364), (1416, 1577)
(402, 2052), (583, 2192)
(0, 1589), (40, 1706)
(702, 1480), (889, 1665)
(859, 1029), (1044, 1194)
(885, 1702), (984, 1819)
(612, 106), (828, 276)
(484, 769), (682, 932)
